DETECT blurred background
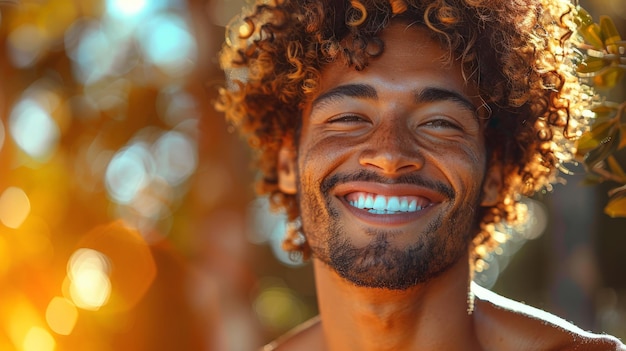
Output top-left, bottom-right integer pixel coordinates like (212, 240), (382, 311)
(0, 0), (623, 350)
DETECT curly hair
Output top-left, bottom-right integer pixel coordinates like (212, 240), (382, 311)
(217, 0), (592, 265)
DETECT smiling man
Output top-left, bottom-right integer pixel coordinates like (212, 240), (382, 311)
(217, 0), (625, 350)
(287, 24), (492, 294)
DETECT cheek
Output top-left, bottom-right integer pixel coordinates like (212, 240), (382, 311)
(298, 137), (354, 175)
(423, 137), (484, 164)
(296, 143), (331, 200)
(296, 139), (350, 221)
(426, 143), (487, 191)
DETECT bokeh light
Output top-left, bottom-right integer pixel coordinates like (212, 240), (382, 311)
(253, 278), (309, 334)
(246, 197), (304, 267)
(9, 97), (60, 161)
(138, 13), (197, 77)
(104, 126), (198, 236)
(153, 130), (197, 185)
(474, 198), (549, 289)
(22, 326), (55, 351)
(45, 297), (78, 336)
(0, 187), (31, 229)
(7, 24), (45, 68)
(67, 248), (112, 311)
(0, 0), (226, 349)
(106, 0), (148, 18)
(105, 143), (153, 205)
(68, 22), (117, 83)
(3, 294), (45, 350)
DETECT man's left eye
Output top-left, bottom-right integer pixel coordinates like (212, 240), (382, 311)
(423, 119), (461, 130)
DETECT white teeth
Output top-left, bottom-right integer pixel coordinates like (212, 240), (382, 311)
(373, 195), (386, 210)
(387, 197), (400, 212)
(364, 195), (374, 208)
(348, 194), (426, 214)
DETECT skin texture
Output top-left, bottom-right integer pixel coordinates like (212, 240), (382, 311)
(281, 23), (497, 290)
(269, 23), (626, 351)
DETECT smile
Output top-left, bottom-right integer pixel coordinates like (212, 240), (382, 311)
(332, 181), (446, 225)
(345, 192), (430, 214)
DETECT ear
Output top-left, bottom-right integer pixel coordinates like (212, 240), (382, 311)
(277, 139), (297, 194)
(481, 162), (503, 207)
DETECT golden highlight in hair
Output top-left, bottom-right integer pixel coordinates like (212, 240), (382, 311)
(217, 0), (592, 264)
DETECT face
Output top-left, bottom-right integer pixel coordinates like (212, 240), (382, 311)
(278, 23), (501, 290)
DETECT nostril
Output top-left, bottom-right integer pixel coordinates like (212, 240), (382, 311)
(359, 149), (423, 174)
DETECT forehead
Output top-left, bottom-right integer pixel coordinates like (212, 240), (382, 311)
(307, 22), (478, 106)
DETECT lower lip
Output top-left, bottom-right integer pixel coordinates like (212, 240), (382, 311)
(338, 197), (435, 227)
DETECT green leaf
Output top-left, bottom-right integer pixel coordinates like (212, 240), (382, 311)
(577, 55), (608, 74)
(577, 120), (617, 155)
(600, 16), (622, 54)
(605, 190), (626, 218)
(579, 22), (605, 50)
(591, 104), (619, 120)
(574, 7), (604, 48)
(574, 7), (595, 28)
(583, 124), (621, 168)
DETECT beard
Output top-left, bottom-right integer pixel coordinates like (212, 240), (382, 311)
(299, 170), (480, 290)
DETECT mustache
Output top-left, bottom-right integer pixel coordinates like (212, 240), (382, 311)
(320, 169), (455, 200)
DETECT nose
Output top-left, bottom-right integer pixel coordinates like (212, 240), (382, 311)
(358, 125), (423, 175)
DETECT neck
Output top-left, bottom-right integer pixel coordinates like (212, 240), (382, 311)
(313, 255), (482, 351)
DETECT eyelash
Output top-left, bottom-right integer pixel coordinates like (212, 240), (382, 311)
(326, 115), (464, 132)
(423, 119), (462, 130)
(328, 114), (368, 123)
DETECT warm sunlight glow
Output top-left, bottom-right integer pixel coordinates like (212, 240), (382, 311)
(0, 187), (31, 229)
(22, 326), (56, 351)
(4, 296), (45, 351)
(67, 249), (112, 310)
(45, 297), (78, 335)
(0, 236), (9, 277)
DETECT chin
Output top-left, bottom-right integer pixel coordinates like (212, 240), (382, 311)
(323, 230), (469, 290)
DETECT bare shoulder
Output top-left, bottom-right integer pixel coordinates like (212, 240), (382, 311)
(260, 316), (325, 351)
(472, 283), (625, 351)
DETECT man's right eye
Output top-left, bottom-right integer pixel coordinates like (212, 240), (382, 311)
(328, 114), (368, 123)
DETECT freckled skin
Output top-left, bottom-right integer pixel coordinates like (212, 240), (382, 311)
(272, 23), (626, 351)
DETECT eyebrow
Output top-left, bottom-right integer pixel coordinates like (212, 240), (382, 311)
(416, 87), (478, 117)
(311, 84), (377, 111)
(311, 83), (477, 117)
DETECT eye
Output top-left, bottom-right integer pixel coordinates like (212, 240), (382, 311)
(422, 118), (462, 130)
(328, 114), (369, 124)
